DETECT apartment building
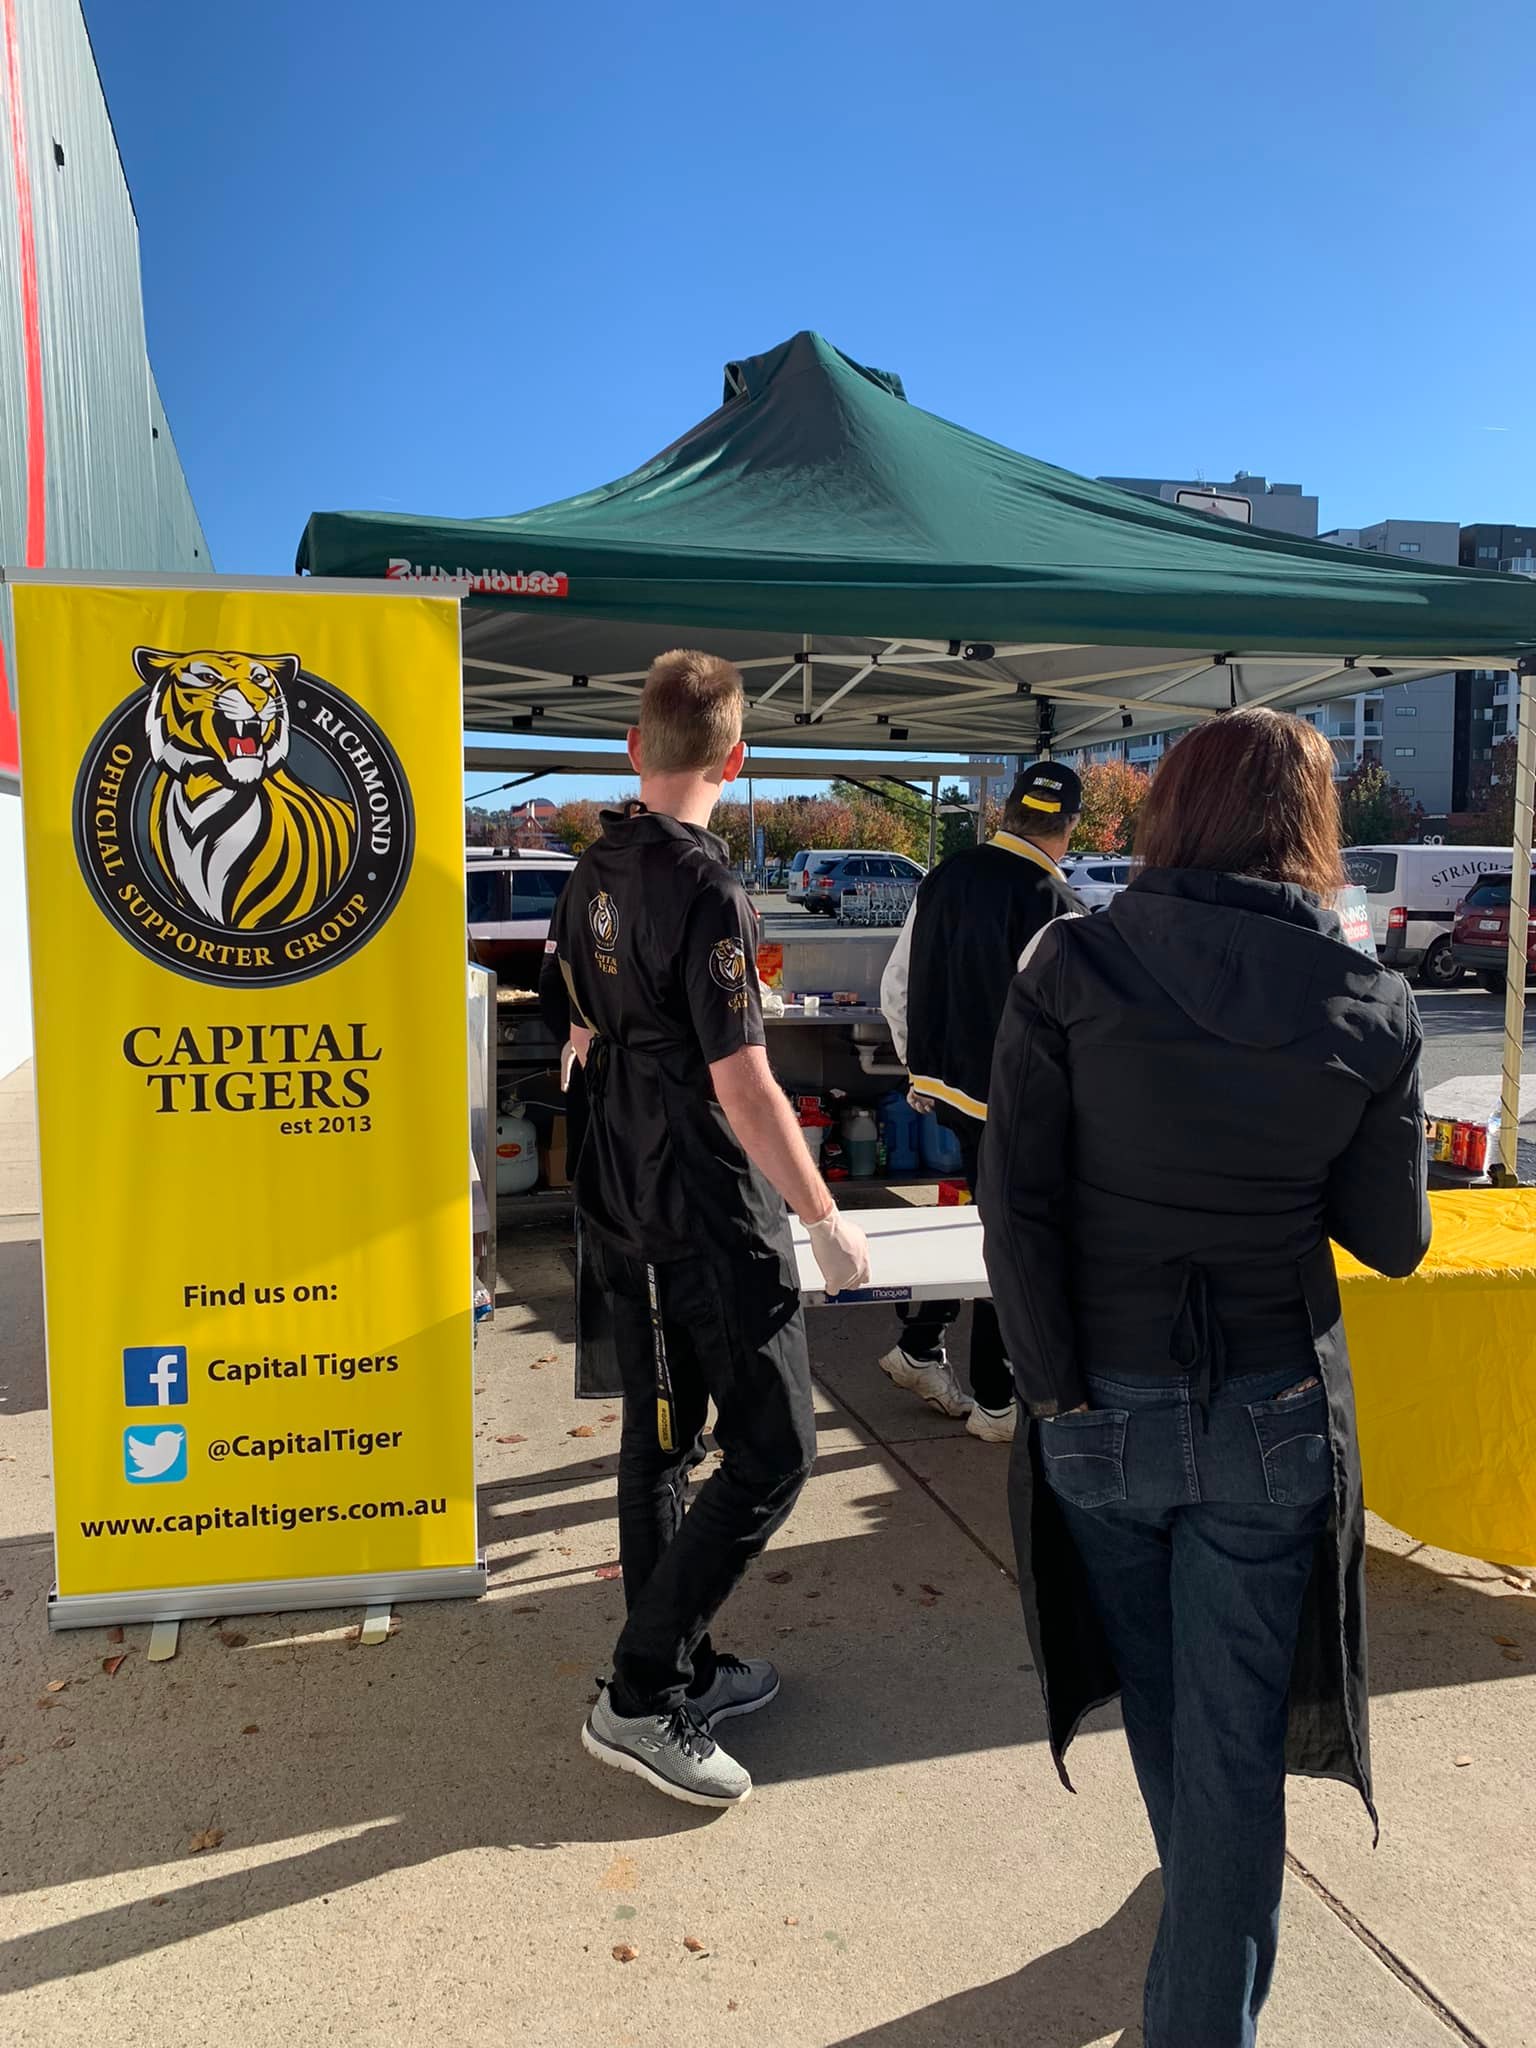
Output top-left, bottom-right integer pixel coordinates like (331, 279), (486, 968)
(1064, 489), (1523, 819)
(1100, 471), (1319, 538)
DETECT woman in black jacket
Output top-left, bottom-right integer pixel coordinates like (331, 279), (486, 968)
(978, 708), (1430, 2048)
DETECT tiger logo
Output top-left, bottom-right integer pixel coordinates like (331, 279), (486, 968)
(588, 889), (619, 952)
(708, 939), (747, 992)
(135, 647), (357, 930)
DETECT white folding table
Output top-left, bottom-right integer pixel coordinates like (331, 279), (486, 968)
(790, 1205), (988, 1305)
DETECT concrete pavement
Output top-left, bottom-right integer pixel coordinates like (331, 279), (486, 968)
(0, 1078), (1533, 2043)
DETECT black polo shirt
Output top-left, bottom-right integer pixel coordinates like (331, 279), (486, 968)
(540, 805), (787, 1263)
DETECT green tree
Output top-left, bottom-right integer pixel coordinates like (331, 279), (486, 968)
(1338, 760), (1424, 845)
(708, 799), (752, 863)
(829, 779), (930, 859)
(1458, 736), (1518, 844)
(548, 800), (605, 854)
(937, 782), (977, 862)
(761, 795), (856, 859)
(1071, 760), (1150, 854)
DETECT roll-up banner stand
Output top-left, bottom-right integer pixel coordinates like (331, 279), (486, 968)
(6, 574), (484, 1628)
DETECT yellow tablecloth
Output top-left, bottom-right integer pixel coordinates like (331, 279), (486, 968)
(1339, 1189), (1536, 1564)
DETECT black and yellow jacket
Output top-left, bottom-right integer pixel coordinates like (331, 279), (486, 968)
(880, 833), (1079, 1120)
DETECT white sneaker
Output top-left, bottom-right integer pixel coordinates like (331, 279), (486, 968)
(583, 1687), (751, 1808)
(965, 1401), (1018, 1443)
(879, 1345), (972, 1418)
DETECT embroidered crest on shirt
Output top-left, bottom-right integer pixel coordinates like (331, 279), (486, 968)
(709, 939), (748, 1003)
(589, 890), (619, 974)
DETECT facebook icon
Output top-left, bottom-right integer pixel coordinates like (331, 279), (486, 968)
(122, 1346), (188, 1408)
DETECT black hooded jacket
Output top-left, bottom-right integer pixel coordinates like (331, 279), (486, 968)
(979, 868), (1430, 1418)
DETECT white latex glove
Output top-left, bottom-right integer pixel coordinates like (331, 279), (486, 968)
(760, 986), (786, 1018)
(907, 1086), (936, 1115)
(805, 1207), (872, 1297)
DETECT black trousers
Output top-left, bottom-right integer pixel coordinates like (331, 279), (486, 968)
(896, 1111), (1012, 1410)
(585, 1227), (817, 1717)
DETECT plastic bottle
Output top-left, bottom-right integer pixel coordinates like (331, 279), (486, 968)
(919, 1114), (964, 1175)
(879, 1090), (921, 1173)
(842, 1106), (879, 1177)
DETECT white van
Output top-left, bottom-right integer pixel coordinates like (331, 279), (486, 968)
(1343, 844), (1512, 986)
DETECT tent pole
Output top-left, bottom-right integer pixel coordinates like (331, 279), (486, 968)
(1492, 658), (1535, 1184)
(928, 778), (940, 868)
(977, 771), (989, 849)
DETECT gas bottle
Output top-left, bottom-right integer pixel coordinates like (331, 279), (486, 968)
(495, 1100), (540, 1195)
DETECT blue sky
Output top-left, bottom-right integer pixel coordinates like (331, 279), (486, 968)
(88, 0), (1533, 806)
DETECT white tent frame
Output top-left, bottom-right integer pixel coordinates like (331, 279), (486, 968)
(8, 572), (1526, 1181)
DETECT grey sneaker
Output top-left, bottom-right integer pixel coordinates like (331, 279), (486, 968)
(689, 1653), (780, 1730)
(582, 1686), (751, 1808)
(879, 1344), (972, 1418)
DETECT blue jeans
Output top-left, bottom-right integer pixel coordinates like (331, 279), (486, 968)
(1039, 1364), (1334, 2048)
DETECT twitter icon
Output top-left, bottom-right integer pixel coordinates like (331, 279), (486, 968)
(123, 1426), (188, 1485)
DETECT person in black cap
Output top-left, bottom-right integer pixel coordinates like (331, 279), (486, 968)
(879, 761), (1083, 1440)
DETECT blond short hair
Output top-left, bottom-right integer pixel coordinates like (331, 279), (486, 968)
(638, 650), (744, 774)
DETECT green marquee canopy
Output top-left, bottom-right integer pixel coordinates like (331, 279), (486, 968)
(296, 330), (1536, 755)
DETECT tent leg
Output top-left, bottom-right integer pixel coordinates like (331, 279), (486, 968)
(976, 772), (989, 851)
(1491, 659), (1535, 1185)
(929, 778), (939, 868)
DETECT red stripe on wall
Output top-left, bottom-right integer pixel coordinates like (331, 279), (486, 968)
(3, 0), (47, 568)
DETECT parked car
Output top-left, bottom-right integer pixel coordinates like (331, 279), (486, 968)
(1450, 872), (1536, 995)
(1070, 858), (1134, 912)
(1343, 844), (1511, 987)
(465, 848), (576, 985)
(799, 851), (926, 915)
(787, 848), (860, 908)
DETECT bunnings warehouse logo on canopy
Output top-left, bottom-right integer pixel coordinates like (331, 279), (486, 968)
(385, 559), (568, 597)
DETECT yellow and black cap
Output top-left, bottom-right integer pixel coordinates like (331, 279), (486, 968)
(1008, 761), (1082, 819)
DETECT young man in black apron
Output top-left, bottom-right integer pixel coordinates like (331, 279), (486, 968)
(542, 650), (870, 1808)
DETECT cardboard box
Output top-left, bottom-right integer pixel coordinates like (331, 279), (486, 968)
(539, 1115), (570, 1191)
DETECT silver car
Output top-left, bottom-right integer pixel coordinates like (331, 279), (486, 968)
(1070, 858), (1133, 913)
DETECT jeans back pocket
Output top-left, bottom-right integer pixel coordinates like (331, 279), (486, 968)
(1039, 1409), (1129, 1510)
(1246, 1379), (1332, 1508)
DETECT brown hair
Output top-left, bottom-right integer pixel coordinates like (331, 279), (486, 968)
(1134, 707), (1344, 896)
(637, 650), (745, 773)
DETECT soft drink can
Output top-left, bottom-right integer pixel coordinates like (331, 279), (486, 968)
(1450, 1121), (1471, 1167)
(1464, 1123), (1489, 1174)
(1431, 1118), (1456, 1162)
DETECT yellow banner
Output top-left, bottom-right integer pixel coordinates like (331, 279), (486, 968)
(14, 583), (475, 1605)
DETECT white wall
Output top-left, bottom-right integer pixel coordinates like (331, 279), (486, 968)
(0, 791), (33, 1078)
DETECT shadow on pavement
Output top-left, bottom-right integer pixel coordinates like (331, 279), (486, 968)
(831, 1872), (1159, 2047)
(0, 1239), (45, 1418)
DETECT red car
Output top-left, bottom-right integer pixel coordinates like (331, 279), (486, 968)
(1450, 872), (1536, 995)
